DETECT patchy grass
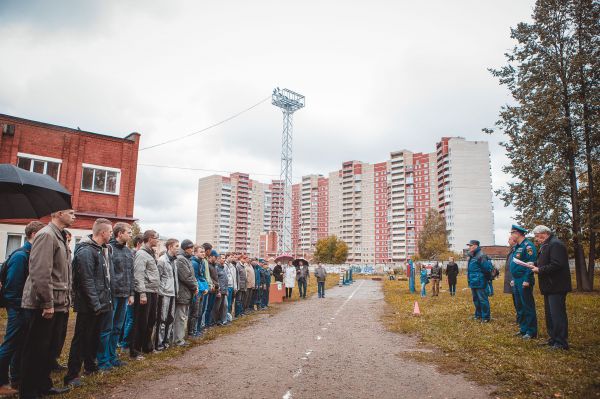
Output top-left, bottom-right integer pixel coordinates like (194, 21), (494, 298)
(382, 275), (600, 399)
(0, 276), (340, 398)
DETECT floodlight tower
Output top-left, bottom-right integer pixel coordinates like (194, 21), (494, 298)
(272, 87), (305, 255)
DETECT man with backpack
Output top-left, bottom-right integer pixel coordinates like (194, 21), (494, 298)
(0, 221), (45, 396)
(466, 239), (493, 322)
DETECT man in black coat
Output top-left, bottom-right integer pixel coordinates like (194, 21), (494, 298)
(528, 225), (572, 350)
(64, 218), (114, 387)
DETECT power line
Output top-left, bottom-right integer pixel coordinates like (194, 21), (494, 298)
(138, 163), (282, 178)
(138, 96), (271, 151)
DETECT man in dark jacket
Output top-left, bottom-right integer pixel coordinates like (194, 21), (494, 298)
(528, 226), (572, 350)
(0, 221), (44, 396)
(445, 257), (459, 296)
(430, 262), (442, 297)
(466, 240), (493, 322)
(212, 254), (229, 325)
(64, 218), (113, 387)
(273, 261), (283, 283)
(174, 240), (198, 345)
(98, 222), (134, 370)
(234, 256), (247, 317)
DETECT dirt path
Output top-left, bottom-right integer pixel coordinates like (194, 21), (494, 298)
(108, 280), (490, 399)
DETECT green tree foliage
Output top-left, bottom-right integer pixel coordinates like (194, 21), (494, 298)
(313, 235), (349, 264)
(417, 209), (456, 261)
(487, 0), (599, 291)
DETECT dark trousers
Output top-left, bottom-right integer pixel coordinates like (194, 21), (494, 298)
(245, 288), (255, 310)
(0, 307), (27, 386)
(512, 280), (537, 336)
(50, 310), (69, 367)
(298, 279), (307, 298)
(188, 294), (201, 335)
(211, 293), (226, 324)
(318, 281), (325, 297)
(130, 292), (158, 357)
(64, 311), (106, 383)
(205, 293), (216, 326)
(198, 293), (210, 331)
(471, 288), (490, 320)
(285, 287), (293, 298)
(262, 287), (270, 307)
(20, 310), (68, 399)
(448, 277), (457, 296)
(155, 295), (175, 348)
(254, 288), (262, 309)
(544, 294), (569, 348)
(235, 290), (245, 317)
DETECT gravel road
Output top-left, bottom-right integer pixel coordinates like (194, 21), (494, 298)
(108, 280), (490, 399)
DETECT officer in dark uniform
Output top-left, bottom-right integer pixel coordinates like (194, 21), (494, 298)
(509, 225), (538, 339)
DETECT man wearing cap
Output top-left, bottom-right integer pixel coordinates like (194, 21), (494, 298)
(174, 240), (198, 345)
(509, 225), (538, 339)
(466, 240), (493, 322)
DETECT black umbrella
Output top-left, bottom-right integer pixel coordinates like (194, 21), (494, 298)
(292, 257), (308, 266)
(0, 164), (72, 219)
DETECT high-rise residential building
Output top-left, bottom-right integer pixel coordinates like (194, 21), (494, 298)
(196, 137), (494, 263)
(436, 137), (494, 251)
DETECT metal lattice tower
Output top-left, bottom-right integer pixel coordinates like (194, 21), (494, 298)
(272, 87), (305, 255)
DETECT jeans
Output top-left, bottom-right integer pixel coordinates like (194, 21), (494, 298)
(487, 280), (495, 296)
(471, 288), (490, 320)
(95, 309), (114, 370)
(544, 294), (569, 349)
(512, 280), (537, 336)
(420, 283), (427, 297)
(65, 311), (105, 382)
(205, 293), (216, 326)
(449, 283), (457, 296)
(107, 297), (128, 365)
(235, 290), (245, 317)
(262, 287), (270, 307)
(317, 281), (325, 298)
(198, 293), (210, 331)
(20, 310), (68, 398)
(298, 279), (307, 298)
(119, 303), (134, 348)
(0, 307), (27, 385)
(227, 287), (234, 315)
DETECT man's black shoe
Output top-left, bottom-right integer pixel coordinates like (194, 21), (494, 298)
(45, 386), (71, 395)
(51, 363), (67, 372)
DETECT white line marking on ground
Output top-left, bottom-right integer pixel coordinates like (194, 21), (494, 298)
(283, 390), (292, 399)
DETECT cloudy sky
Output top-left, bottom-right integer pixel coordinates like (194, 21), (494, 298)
(0, 0), (536, 244)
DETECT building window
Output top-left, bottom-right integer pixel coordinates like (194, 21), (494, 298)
(17, 152), (62, 181)
(81, 163), (121, 195)
(6, 234), (25, 256)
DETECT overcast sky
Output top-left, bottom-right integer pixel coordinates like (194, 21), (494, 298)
(0, 0), (536, 244)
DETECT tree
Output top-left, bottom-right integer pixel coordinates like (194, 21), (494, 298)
(313, 235), (348, 264)
(487, 0), (599, 291)
(128, 221), (141, 248)
(417, 209), (454, 261)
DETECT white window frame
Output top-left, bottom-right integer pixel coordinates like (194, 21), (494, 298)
(81, 163), (121, 195)
(17, 152), (62, 181)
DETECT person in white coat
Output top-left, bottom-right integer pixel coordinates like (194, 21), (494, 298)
(284, 261), (296, 299)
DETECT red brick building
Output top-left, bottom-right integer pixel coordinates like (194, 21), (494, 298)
(0, 113), (140, 258)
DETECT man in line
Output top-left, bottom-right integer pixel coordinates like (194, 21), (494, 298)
(244, 259), (255, 313)
(315, 263), (327, 298)
(203, 245), (218, 328)
(224, 255), (238, 319)
(0, 221), (45, 396)
(98, 222), (134, 371)
(528, 225), (572, 350)
(130, 230), (160, 360)
(430, 262), (442, 297)
(466, 240), (493, 323)
(174, 240), (198, 345)
(119, 234), (143, 350)
(509, 225), (538, 339)
(64, 218), (113, 386)
(49, 229), (72, 373)
(155, 239), (178, 350)
(261, 260), (271, 308)
(189, 245), (209, 337)
(20, 209), (75, 398)
(212, 254), (229, 326)
(234, 255), (247, 318)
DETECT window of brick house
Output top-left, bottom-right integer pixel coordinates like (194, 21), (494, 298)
(17, 152), (62, 181)
(81, 163), (121, 195)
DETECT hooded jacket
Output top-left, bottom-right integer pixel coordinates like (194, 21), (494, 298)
(134, 245), (160, 294)
(22, 223), (72, 312)
(72, 235), (112, 314)
(108, 238), (134, 298)
(175, 250), (198, 304)
(467, 247), (492, 289)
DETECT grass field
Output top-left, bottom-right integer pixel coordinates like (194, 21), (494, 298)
(0, 275), (339, 398)
(381, 274), (600, 398)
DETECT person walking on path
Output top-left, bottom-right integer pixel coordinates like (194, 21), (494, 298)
(20, 210), (75, 398)
(445, 257), (459, 296)
(419, 265), (429, 297)
(0, 221), (44, 397)
(527, 225), (572, 350)
(283, 261), (295, 299)
(100, 222), (134, 371)
(466, 240), (493, 322)
(314, 264), (327, 298)
(155, 239), (178, 350)
(296, 261), (309, 299)
(64, 219), (113, 387)
(173, 240), (198, 345)
(130, 230), (160, 360)
(508, 225), (538, 339)
(430, 262), (442, 297)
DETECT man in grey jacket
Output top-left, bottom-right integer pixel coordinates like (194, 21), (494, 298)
(21, 209), (75, 398)
(173, 240), (198, 346)
(234, 255), (247, 318)
(315, 264), (327, 298)
(130, 230), (160, 360)
(155, 239), (179, 350)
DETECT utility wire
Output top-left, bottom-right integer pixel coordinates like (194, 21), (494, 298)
(139, 163), (283, 178)
(138, 96), (271, 151)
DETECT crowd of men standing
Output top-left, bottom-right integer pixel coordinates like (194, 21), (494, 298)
(0, 209), (321, 398)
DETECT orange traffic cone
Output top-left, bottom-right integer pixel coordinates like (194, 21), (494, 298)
(413, 301), (421, 316)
